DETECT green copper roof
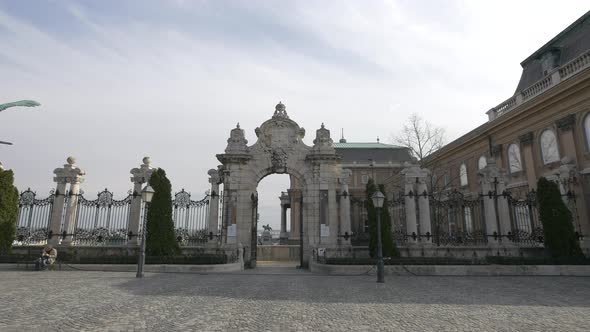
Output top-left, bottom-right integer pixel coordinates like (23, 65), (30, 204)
(333, 142), (403, 149)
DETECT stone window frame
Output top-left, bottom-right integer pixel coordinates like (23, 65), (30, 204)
(477, 155), (487, 170)
(507, 143), (524, 174)
(538, 128), (561, 165)
(459, 163), (468, 187)
(583, 112), (590, 152)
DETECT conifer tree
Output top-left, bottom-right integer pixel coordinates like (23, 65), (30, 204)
(145, 168), (180, 256)
(0, 168), (19, 254)
(537, 177), (582, 258)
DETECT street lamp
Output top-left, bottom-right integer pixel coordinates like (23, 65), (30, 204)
(372, 190), (385, 283)
(136, 184), (155, 278)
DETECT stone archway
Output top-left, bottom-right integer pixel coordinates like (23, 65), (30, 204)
(212, 102), (352, 267)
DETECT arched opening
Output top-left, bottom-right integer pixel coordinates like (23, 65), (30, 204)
(250, 172), (302, 268)
(257, 174), (291, 243)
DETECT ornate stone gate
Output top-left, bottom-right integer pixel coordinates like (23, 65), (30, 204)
(208, 102), (352, 267)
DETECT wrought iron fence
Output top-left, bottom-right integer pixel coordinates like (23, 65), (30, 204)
(505, 191), (544, 245)
(430, 190), (487, 246)
(172, 189), (209, 246)
(350, 197), (369, 245)
(388, 193), (407, 244)
(13, 189), (54, 246)
(71, 189), (133, 245)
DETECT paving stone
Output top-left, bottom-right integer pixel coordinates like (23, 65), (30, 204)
(0, 267), (589, 331)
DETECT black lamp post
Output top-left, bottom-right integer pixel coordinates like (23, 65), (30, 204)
(372, 190), (385, 283)
(136, 184), (155, 278)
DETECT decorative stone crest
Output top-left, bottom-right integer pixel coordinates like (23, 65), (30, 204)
(271, 148), (288, 172)
(208, 169), (221, 185)
(130, 156), (156, 184)
(54, 156), (86, 184)
(225, 123), (249, 154)
(273, 102), (289, 119)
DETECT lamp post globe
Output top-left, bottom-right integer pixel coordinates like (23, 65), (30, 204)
(372, 190), (385, 283)
(137, 184), (154, 278)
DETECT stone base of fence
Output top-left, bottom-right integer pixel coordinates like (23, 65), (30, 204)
(316, 244), (545, 261)
(310, 262), (590, 276)
(10, 245), (242, 262)
(0, 262), (243, 273)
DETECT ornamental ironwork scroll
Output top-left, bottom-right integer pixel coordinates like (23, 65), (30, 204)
(429, 190), (486, 246)
(71, 189), (132, 245)
(172, 189), (210, 246)
(14, 188), (54, 245)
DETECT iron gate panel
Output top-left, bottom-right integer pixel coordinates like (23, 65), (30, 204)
(388, 194), (407, 244)
(14, 189), (54, 245)
(505, 191), (543, 245)
(72, 189), (132, 245)
(172, 189), (209, 246)
(430, 190), (486, 246)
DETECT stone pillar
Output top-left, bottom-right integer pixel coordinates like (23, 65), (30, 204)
(128, 157), (155, 246)
(338, 169), (352, 245)
(557, 157), (588, 238)
(478, 158), (507, 245)
(401, 171), (418, 244)
(288, 189), (301, 241)
(56, 157), (85, 246)
(519, 132), (537, 189)
(279, 191), (289, 243)
(416, 172), (432, 243)
(401, 166), (430, 244)
(207, 169), (221, 241)
(48, 181), (67, 245)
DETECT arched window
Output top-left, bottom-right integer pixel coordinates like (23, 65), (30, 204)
(584, 114), (590, 150)
(508, 144), (523, 173)
(460, 163), (468, 186)
(478, 155), (487, 170)
(540, 129), (560, 164)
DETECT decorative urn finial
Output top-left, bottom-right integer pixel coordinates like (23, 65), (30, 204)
(273, 101), (289, 119)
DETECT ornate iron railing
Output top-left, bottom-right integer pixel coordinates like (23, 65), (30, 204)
(172, 189), (209, 246)
(430, 190), (487, 246)
(71, 189), (133, 245)
(505, 191), (544, 245)
(13, 189), (54, 246)
(388, 193), (407, 244)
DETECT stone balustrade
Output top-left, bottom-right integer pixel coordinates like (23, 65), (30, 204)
(488, 48), (590, 121)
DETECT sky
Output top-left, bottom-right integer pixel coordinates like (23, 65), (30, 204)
(1, 0), (588, 230)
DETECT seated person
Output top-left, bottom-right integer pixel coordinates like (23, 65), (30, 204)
(35, 245), (57, 271)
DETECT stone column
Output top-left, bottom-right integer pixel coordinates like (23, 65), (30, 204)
(416, 170), (432, 243)
(288, 189), (301, 241)
(58, 157), (85, 246)
(207, 169), (221, 242)
(128, 157), (155, 246)
(279, 191), (289, 243)
(401, 166), (421, 244)
(338, 169), (352, 245)
(519, 132), (537, 189)
(478, 158), (507, 245)
(48, 180), (67, 245)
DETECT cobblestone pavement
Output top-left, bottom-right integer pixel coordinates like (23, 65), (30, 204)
(1, 266), (589, 332)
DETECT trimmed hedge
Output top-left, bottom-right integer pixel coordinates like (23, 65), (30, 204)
(325, 256), (590, 266)
(0, 169), (18, 255)
(146, 168), (180, 256)
(324, 257), (482, 266)
(0, 254), (228, 265)
(486, 256), (590, 265)
(537, 177), (583, 258)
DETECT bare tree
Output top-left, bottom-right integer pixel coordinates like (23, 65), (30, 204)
(392, 113), (445, 165)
